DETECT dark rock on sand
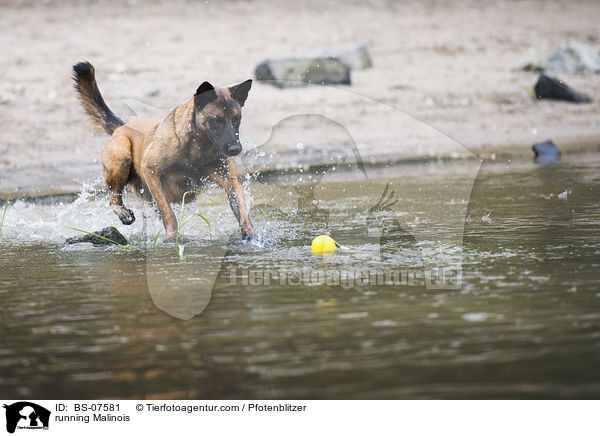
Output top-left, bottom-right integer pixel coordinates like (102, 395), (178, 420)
(534, 74), (592, 103)
(532, 140), (561, 164)
(65, 226), (128, 247)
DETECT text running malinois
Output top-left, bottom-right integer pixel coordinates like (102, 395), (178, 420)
(72, 61), (255, 240)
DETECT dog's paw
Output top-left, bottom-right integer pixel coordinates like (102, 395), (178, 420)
(116, 207), (136, 225)
(241, 230), (258, 241)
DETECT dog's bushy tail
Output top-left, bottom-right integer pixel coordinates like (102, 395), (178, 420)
(72, 61), (124, 135)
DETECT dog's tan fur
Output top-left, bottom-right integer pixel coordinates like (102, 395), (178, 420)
(73, 62), (254, 240)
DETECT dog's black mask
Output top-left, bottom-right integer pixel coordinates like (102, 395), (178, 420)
(193, 80), (252, 157)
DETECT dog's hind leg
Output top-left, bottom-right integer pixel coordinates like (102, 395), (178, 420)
(102, 133), (136, 225)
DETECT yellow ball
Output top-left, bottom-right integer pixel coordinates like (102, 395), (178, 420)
(311, 235), (336, 254)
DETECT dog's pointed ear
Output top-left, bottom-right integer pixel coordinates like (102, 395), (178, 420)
(194, 81), (216, 109)
(230, 79), (252, 107)
(195, 81), (214, 96)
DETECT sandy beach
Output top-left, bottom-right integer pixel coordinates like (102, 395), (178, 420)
(1, 0), (600, 198)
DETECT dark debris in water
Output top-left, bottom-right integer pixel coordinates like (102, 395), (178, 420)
(532, 140), (561, 165)
(65, 227), (128, 247)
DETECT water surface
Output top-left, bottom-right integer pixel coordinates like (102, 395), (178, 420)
(1, 153), (599, 399)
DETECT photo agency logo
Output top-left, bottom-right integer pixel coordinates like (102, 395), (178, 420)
(119, 79), (482, 320)
(3, 402), (50, 433)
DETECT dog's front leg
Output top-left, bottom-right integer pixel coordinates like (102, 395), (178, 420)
(208, 160), (255, 240)
(141, 159), (178, 241)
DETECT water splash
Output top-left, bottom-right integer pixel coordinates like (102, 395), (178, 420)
(0, 179), (242, 245)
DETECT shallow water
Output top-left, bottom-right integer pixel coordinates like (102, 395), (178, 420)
(1, 153), (599, 399)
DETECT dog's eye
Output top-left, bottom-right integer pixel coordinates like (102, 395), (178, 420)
(208, 118), (221, 129)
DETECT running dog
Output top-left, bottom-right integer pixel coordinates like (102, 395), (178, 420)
(72, 61), (255, 240)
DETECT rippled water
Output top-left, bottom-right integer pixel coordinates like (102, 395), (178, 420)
(1, 153), (599, 399)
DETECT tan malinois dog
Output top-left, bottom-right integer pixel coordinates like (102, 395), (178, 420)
(72, 62), (255, 240)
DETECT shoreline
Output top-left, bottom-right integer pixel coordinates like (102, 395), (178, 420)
(2, 137), (599, 202)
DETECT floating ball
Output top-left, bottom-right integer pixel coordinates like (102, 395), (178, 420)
(311, 235), (336, 254)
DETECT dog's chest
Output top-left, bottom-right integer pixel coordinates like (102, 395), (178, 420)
(178, 138), (220, 171)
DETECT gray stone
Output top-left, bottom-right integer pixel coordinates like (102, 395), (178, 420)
(255, 57), (351, 88)
(545, 40), (600, 74)
(308, 43), (373, 70)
